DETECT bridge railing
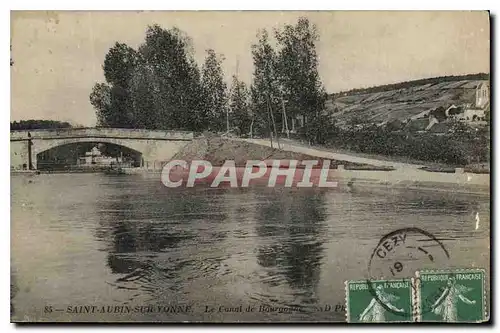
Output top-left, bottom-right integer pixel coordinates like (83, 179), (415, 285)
(10, 128), (194, 141)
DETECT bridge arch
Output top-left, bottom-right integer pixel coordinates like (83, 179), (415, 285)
(34, 138), (146, 170)
(33, 137), (148, 157)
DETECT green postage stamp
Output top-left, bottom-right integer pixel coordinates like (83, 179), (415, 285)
(416, 268), (486, 323)
(346, 279), (414, 323)
(346, 268), (487, 323)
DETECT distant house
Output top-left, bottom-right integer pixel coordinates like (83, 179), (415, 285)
(459, 108), (486, 122)
(444, 81), (489, 123)
(456, 81), (489, 122)
(474, 81), (489, 109)
(447, 103), (487, 122)
(78, 146), (122, 167)
(444, 104), (461, 118)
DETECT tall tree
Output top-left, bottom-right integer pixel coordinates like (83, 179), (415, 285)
(275, 17), (327, 126)
(137, 25), (203, 130)
(201, 49), (228, 132)
(90, 42), (138, 128)
(89, 25), (206, 131)
(250, 29), (281, 136)
(128, 61), (162, 129)
(89, 83), (112, 126)
(229, 75), (251, 136)
(103, 42), (138, 88)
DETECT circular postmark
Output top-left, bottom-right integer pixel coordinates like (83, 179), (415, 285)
(366, 227), (450, 318)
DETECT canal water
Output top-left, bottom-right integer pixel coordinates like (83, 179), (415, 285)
(11, 173), (490, 322)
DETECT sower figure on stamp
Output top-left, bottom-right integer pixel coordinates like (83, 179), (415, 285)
(431, 278), (476, 322)
(359, 285), (404, 322)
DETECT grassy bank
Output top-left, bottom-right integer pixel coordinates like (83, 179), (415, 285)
(172, 135), (381, 169)
(297, 120), (490, 172)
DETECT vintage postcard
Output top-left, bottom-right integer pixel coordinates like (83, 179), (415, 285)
(10, 11), (490, 323)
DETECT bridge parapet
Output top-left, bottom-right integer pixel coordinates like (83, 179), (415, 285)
(10, 128), (194, 141)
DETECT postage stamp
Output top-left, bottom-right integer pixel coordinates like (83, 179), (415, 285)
(416, 269), (487, 323)
(346, 279), (414, 323)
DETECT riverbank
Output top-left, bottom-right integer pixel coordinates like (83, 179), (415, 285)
(11, 167), (126, 175)
(171, 135), (379, 169)
(115, 167), (489, 194)
(10, 135), (489, 193)
(333, 168), (489, 194)
(277, 137), (490, 173)
(231, 137), (490, 173)
(220, 136), (489, 192)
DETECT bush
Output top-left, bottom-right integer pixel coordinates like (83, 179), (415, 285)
(308, 125), (487, 166)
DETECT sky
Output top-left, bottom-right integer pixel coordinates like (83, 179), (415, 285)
(10, 11), (490, 126)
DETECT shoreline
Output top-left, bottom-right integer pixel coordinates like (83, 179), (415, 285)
(10, 135), (489, 194)
(11, 167), (489, 195)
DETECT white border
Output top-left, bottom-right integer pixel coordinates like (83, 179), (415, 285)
(5, 1), (498, 10)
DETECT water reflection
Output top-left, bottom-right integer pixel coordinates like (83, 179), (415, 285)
(255, 189), (328, 305)
(94, 182), (229, 300)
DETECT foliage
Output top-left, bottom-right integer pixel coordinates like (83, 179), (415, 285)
(229, 75), (251, 136)
(89, 18), (326, 137)
(249, 29), (281, 136)
(248, 18), (327, 138)
(11, 120), (72, 131)
(90, 25), (206, 131)
(138, 25), (205, 130)
(201, 49), (228, 132)
(275, 17), (327, 121)
(90, 43), (138, 127)
(323, 125), (489, 165)
(89, 83), (113, 126)
(299, 113), (337, 145)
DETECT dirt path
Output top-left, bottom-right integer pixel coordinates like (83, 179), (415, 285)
(231, 137), (425, 170)
(173, 136), (373, 168)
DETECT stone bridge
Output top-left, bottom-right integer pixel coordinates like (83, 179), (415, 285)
(10, 127), (193, 170)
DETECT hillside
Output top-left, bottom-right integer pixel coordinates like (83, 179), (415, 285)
(326, 73), (490, 127)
